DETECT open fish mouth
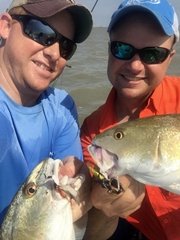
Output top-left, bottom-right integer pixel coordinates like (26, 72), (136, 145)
(21, 159), (65, 201)
(88, 144), (119, 179)
(26, 158), (83, 201)
(88, 145), (124, 194)
(43, 158), (84, 200)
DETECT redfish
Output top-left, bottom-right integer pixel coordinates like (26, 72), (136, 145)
(88, 114), (180, 194)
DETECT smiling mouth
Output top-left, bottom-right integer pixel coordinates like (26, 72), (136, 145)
(33, 60), (53, 72)
(121, 74), (146, 81)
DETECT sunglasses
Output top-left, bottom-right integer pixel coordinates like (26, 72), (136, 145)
(110, 41), (172, 64)
(11, 15), (77, 60)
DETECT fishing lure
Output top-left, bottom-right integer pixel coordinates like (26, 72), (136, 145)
(88, 165), (124, 194)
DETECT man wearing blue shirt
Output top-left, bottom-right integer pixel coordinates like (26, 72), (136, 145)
(0, 0), (92, 224)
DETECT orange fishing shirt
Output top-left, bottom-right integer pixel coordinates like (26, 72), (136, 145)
(81, 76), (180, 240)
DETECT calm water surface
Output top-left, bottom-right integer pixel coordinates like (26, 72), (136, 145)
(56, 28), (180, 125)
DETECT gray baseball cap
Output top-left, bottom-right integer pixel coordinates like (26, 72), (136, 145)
(8, 0), (93, 43)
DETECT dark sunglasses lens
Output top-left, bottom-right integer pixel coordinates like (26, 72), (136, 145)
(60, 39), (77, 60)
(25, 19), (76, 60)
(13, 15), (76, 60)
(25, 19), (56, 46)
(140, 47), (170, 64)
(111, 41), (134, 60)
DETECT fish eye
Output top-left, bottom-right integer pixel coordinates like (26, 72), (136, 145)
(23, 182), (37, 198)
(114, 129), (124, 140)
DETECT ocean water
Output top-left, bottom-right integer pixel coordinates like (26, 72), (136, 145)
(56, 27), (180, 125)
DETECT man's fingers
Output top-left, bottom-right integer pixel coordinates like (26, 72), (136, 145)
(59, 156), (84, 177)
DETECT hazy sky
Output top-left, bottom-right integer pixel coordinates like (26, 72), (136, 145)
(0, 0), (180, 27)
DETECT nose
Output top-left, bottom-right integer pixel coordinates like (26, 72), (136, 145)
(43, 42), (64, 61)
(126, 54), (144, 73)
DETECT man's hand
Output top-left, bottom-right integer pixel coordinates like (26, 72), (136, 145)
(91, 175), (145, 218)
(59, 156), (92, 222)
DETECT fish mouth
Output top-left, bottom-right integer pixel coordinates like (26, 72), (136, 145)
(40, 158), (65, 199)
(88, 144), (119, 178)
(44, 158), (84, 200)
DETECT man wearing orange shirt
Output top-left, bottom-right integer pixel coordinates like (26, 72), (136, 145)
(81, 0), (180, 239)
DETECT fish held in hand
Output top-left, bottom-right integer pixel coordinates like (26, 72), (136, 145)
(88, 114), (180, 194)
(0, 158), (85, 240)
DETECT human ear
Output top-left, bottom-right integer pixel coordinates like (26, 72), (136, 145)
(170, 49), (176, 57)
(167, 49), (176, 66)
(0, 13), (13, 39)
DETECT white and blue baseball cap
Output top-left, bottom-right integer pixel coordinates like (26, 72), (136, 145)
(108, 0), (179, 42)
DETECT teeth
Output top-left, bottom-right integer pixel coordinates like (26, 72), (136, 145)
(126, 76), (145, 81)
(127, 77), (141, 81)
(34, 61), (52, 72)
(122, 74), (145, 81)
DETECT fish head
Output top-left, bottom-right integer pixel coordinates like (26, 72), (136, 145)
(1, 158), (76, 239)
(88, 115), (180, 195)
(22, 158), (63, 202)
(88, 116), (177, 177)
(88, 123), (145, 178)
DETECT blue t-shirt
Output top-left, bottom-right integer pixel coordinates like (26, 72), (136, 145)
(0, 87), (83, 224)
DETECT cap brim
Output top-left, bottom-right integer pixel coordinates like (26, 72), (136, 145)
(68, 6), (93, 43)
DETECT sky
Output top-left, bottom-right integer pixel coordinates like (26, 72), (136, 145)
(0, 0), (180, 27)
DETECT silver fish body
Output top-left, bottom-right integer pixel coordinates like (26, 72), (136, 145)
(88, 114), (180, 194)
(0, 158), (85, 240)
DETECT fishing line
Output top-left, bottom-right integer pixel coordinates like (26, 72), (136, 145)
(91, 0), (99, 12)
